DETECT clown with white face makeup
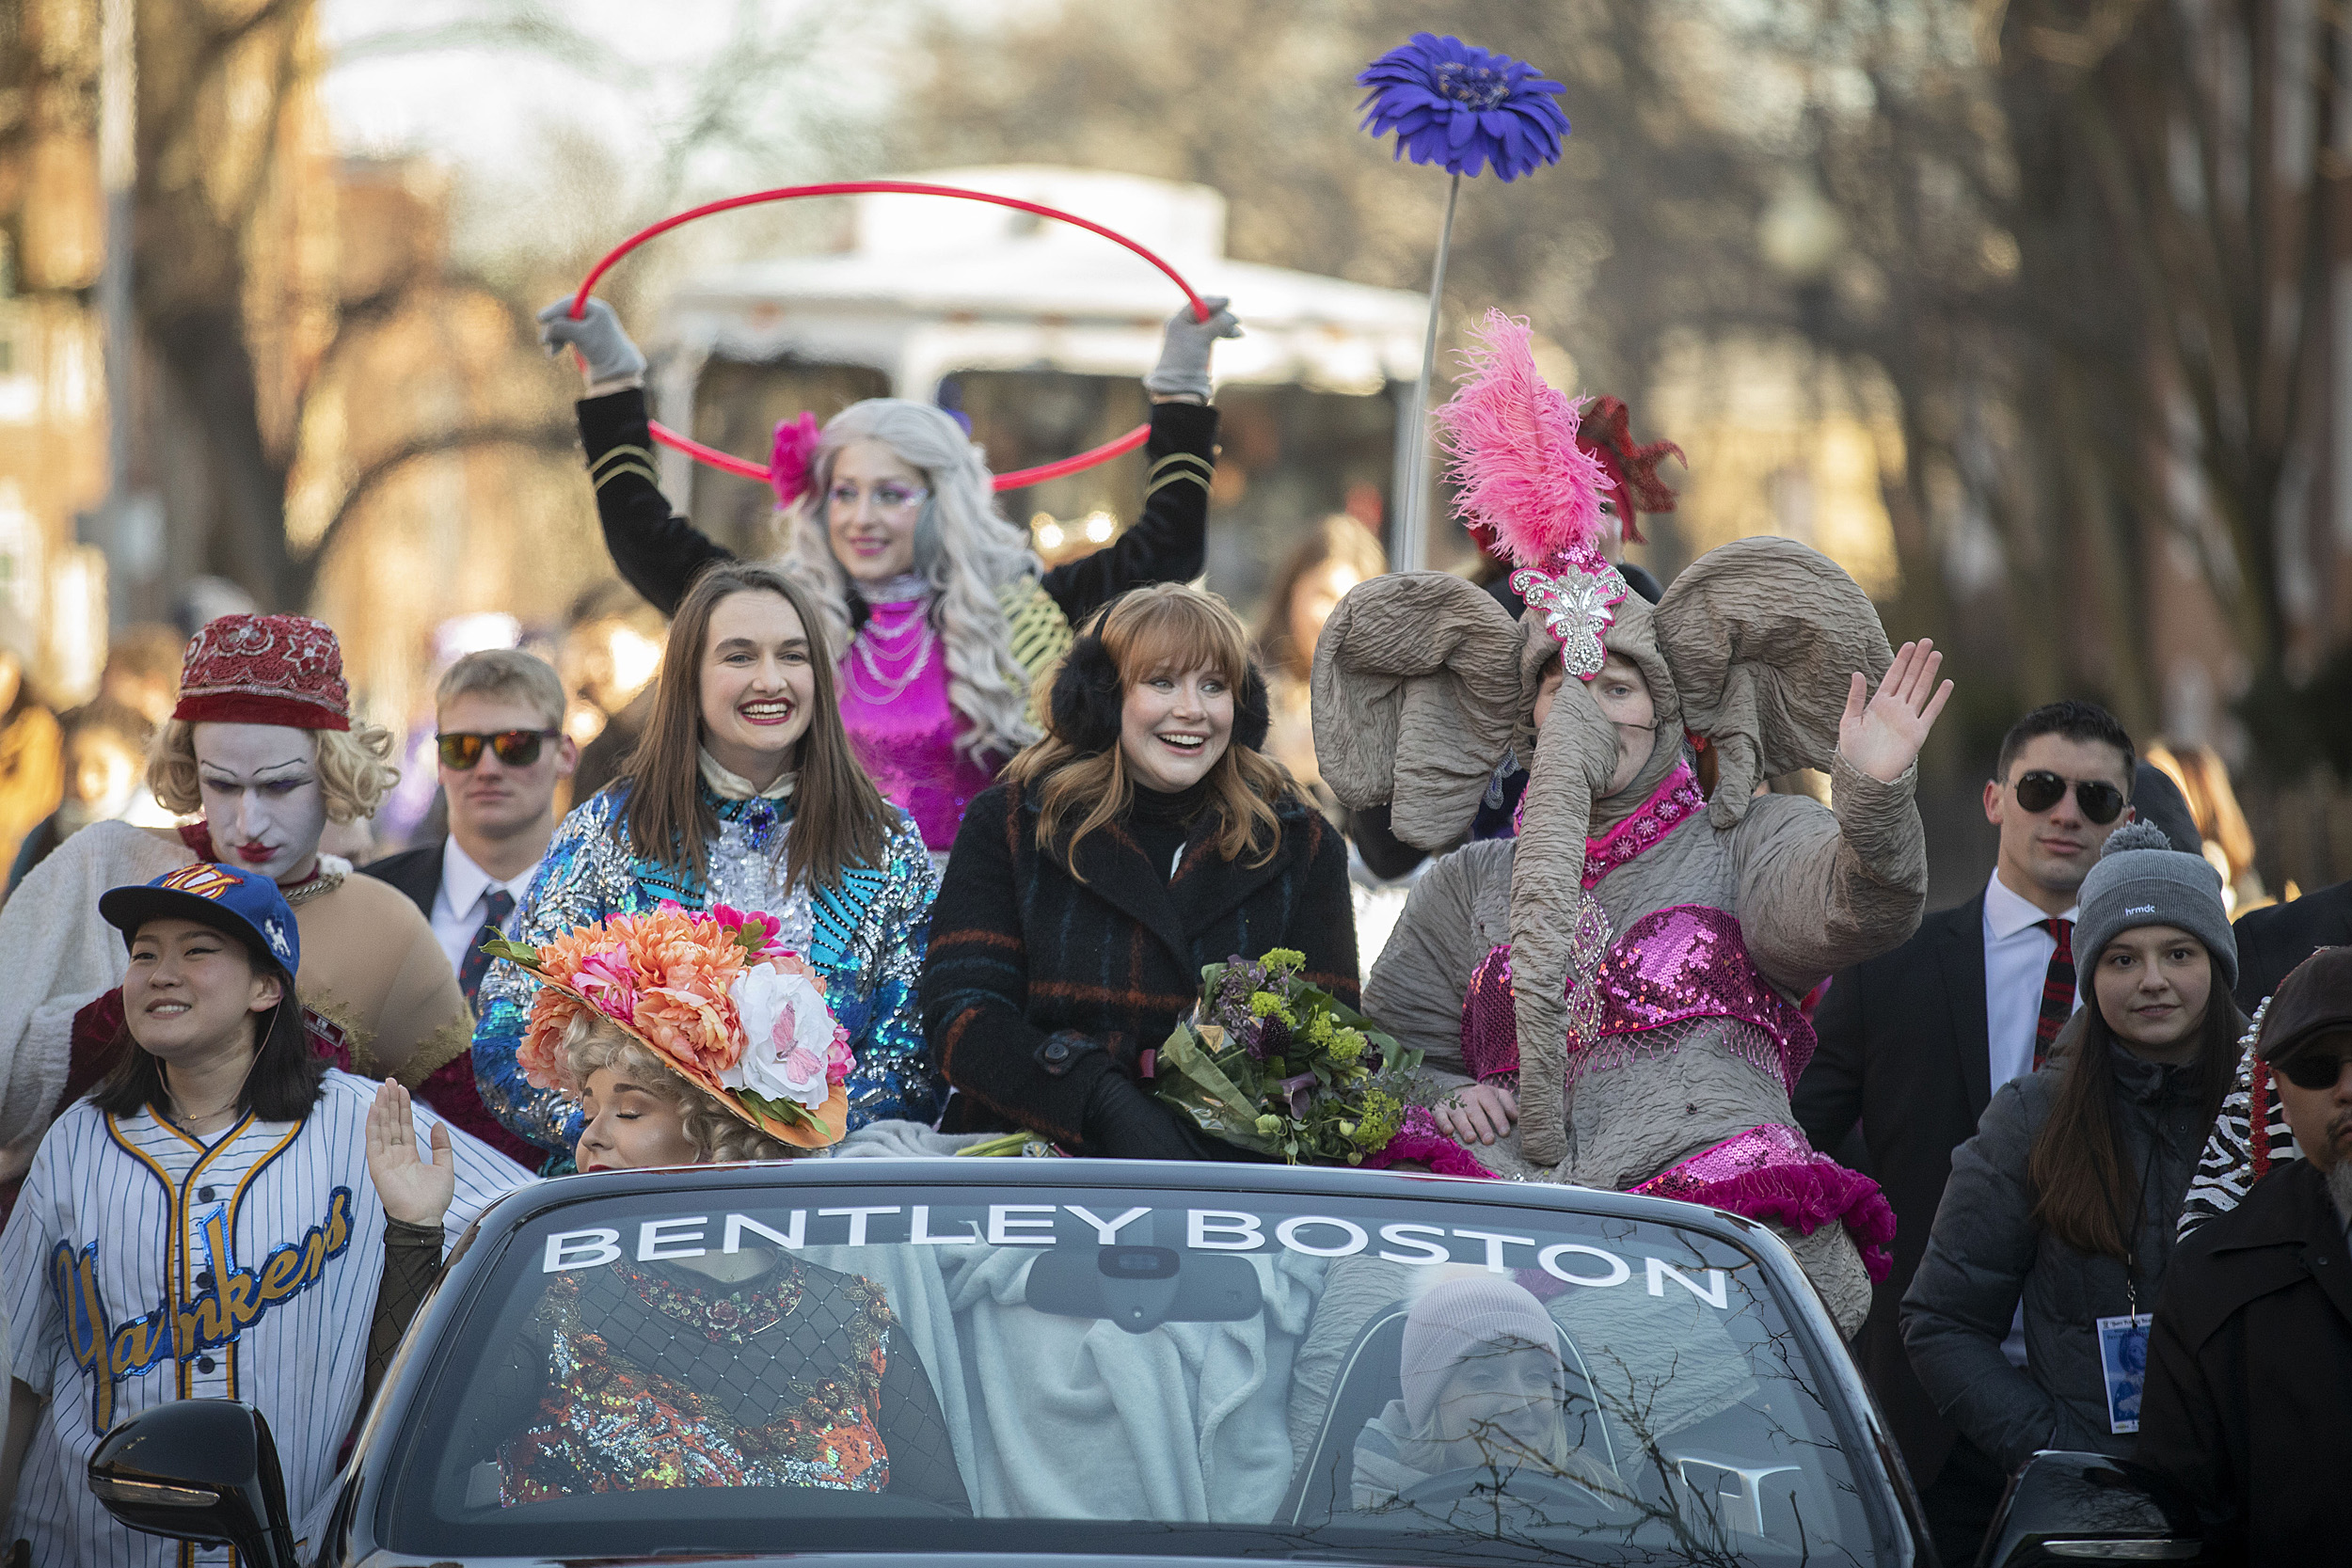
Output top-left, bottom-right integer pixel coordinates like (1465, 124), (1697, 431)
(1318, 313), (1952, 1336)
(0, 616), (485, 1212)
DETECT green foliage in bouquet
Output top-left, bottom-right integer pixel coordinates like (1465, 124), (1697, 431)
(1153, 949), (1421, 1164)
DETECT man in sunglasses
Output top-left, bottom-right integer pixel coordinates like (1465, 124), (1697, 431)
(2135, 946), (2352, 1559)
(362, 649), (577, 1022)
(1795, 698), (2137, 1559)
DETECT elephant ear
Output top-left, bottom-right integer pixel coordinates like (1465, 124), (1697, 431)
(1311, 573), (1526, 850)
(1655, 536), (1893, 827)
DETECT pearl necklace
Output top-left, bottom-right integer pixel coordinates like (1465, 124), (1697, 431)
(845, 611), (936, 704)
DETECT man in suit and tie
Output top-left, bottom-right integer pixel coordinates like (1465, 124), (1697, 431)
(1793, 699), (2137, 1560)
(363, 648), (578, 1009)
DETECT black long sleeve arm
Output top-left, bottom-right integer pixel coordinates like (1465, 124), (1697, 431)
(1035, 401), (1218, 622)
(576, 388), (736, 617)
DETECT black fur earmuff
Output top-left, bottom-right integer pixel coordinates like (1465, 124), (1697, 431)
(1045, 634), (1274, 756)
(1047, 633), (1125, 753)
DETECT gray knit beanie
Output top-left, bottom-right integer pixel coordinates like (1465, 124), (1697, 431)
(2074, 818), (2237, 991)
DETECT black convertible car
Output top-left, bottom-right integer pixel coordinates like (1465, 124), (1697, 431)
(86, 1160), (2201, 1565)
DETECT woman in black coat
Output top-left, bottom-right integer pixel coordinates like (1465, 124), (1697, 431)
(1901, 822), (2246, 1498)
(921, 583), (1358, 1157)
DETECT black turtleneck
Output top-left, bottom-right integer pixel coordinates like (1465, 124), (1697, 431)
(1128, 777), (1216, 879)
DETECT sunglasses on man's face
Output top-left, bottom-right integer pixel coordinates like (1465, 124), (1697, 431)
(437, 729), (560, 770)
(2277, 1051), (2352, 1092)
(2008, 769), (2127, 825)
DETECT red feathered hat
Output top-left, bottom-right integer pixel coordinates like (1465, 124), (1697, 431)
(172, 613), (352, 731)
(1574, 396), (1684, 547)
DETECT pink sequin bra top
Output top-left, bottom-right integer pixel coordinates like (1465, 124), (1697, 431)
(1458, 904), (1818, 1092)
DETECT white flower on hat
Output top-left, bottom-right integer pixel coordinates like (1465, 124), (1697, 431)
(723, 961), (837, 1111)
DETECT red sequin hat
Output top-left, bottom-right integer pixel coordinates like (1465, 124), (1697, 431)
(172, 613), (352, 731)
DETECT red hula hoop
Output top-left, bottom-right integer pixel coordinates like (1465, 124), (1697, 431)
(569, 181), (1212, 494)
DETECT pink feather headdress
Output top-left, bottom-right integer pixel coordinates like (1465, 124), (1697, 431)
(769, 411), (823, 507)
(1434, 309), (1626, 679)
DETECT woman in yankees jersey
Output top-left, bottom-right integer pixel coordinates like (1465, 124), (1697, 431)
(0, 863), (525, 1568)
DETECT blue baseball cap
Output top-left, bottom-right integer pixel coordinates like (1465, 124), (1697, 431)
(99, 863), (301, 980)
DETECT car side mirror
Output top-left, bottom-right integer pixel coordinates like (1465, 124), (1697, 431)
(87, 1400), (300, 1568)
(1980, 1450), (2201, 1567)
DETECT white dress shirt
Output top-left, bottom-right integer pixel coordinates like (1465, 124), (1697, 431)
(1981, 869), (2081, 1372)
(429, 837), (538, 979)
(1982, 869), (2083, 1095)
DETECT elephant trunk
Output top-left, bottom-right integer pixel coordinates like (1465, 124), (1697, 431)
(1509, 684), (1619, 1166)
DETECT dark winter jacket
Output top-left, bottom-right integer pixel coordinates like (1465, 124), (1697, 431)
(576, 387), (1220, 625)
(921, 775), (1357, 1155)
(2135, 1156), (2352, 1562)
(1899, 1008), (2236, 1470)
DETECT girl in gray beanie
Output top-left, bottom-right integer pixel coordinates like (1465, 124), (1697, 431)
(1900, 818), (2247, 1495)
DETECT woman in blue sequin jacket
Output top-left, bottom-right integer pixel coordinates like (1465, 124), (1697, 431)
(475, 563), (942, 1158)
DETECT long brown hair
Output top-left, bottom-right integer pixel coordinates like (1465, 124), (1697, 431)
(2027, 950), (2243, 1259)
(621, 562), (894, 894)
(1006, 583), (1296, 878)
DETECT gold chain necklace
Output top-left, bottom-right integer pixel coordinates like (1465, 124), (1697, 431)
(280, 864), (346, 907)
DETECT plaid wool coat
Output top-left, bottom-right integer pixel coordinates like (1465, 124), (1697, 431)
(921, 777), (1359, 1148)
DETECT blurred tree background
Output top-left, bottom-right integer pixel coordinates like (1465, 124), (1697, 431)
(889, 0), (2352, 776)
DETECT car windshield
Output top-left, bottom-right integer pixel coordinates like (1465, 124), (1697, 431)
(380, 1175), (1903, 1565)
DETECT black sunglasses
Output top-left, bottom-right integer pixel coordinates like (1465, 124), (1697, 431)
(2277, 1050), (2352, 1091)
(2008, 769), (2127, 825)
(437, 729), (560, 769)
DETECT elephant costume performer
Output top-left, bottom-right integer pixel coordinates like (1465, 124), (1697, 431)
(1315, 314), (1948, 1334)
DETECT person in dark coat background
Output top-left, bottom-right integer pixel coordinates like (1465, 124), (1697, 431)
(922, 582), (1357, 1157)
(2231, 879), (2352, 1011)
(2136, 945), (2352, 1561)
(1899, 820), (2242, 1553)
(1792, 700), (2138, 1552)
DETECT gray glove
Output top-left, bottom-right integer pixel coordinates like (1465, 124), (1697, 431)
(1142, 294), (1240, 402)
(536, 296), (646, 388)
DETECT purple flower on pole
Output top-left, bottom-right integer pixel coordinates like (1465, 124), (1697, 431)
(1357, 33), (1570, 182)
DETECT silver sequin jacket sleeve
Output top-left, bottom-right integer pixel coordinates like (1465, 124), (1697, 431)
(473, 787), (634, 1152)
(825, 813), (945, 1130)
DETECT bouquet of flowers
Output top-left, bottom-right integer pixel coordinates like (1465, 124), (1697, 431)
(489, 902), (853, 1150)
(1152, 948), (1422, 1164)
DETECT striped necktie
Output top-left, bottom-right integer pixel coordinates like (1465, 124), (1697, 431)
(457, 889), (516, 1008)
(2035, 917), (2074, 1069)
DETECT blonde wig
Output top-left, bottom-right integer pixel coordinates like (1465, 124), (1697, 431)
(149, 719), (400, 824)
(774, 399), (1041, 761)
(560, 1010), (796, 1164)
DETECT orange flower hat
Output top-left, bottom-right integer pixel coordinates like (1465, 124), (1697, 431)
(495, 902), (853, 1152)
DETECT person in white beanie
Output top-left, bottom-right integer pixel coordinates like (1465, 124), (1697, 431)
(1351, 1275), (1614, 1509)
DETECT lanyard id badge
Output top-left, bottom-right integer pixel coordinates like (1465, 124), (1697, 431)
(2095, 1312), (2154, 1433)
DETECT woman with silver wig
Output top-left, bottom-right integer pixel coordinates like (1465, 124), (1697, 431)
(540, 295), (1239, 855)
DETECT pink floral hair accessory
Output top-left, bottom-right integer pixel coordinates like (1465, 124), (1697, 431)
(769, 411), (823, 507)
(491, 905), (850, 1152)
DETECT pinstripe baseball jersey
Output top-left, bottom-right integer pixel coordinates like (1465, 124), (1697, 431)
(1, 1069), (528, 1567)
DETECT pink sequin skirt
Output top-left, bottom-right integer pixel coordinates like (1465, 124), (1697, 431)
(1629, 1123), (1895, 1281)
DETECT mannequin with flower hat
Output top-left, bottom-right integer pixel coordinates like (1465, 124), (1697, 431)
(365, 902), (973, 1512)
(0, 615), (505, 1219)
(1314, 313), (1948, 1335)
